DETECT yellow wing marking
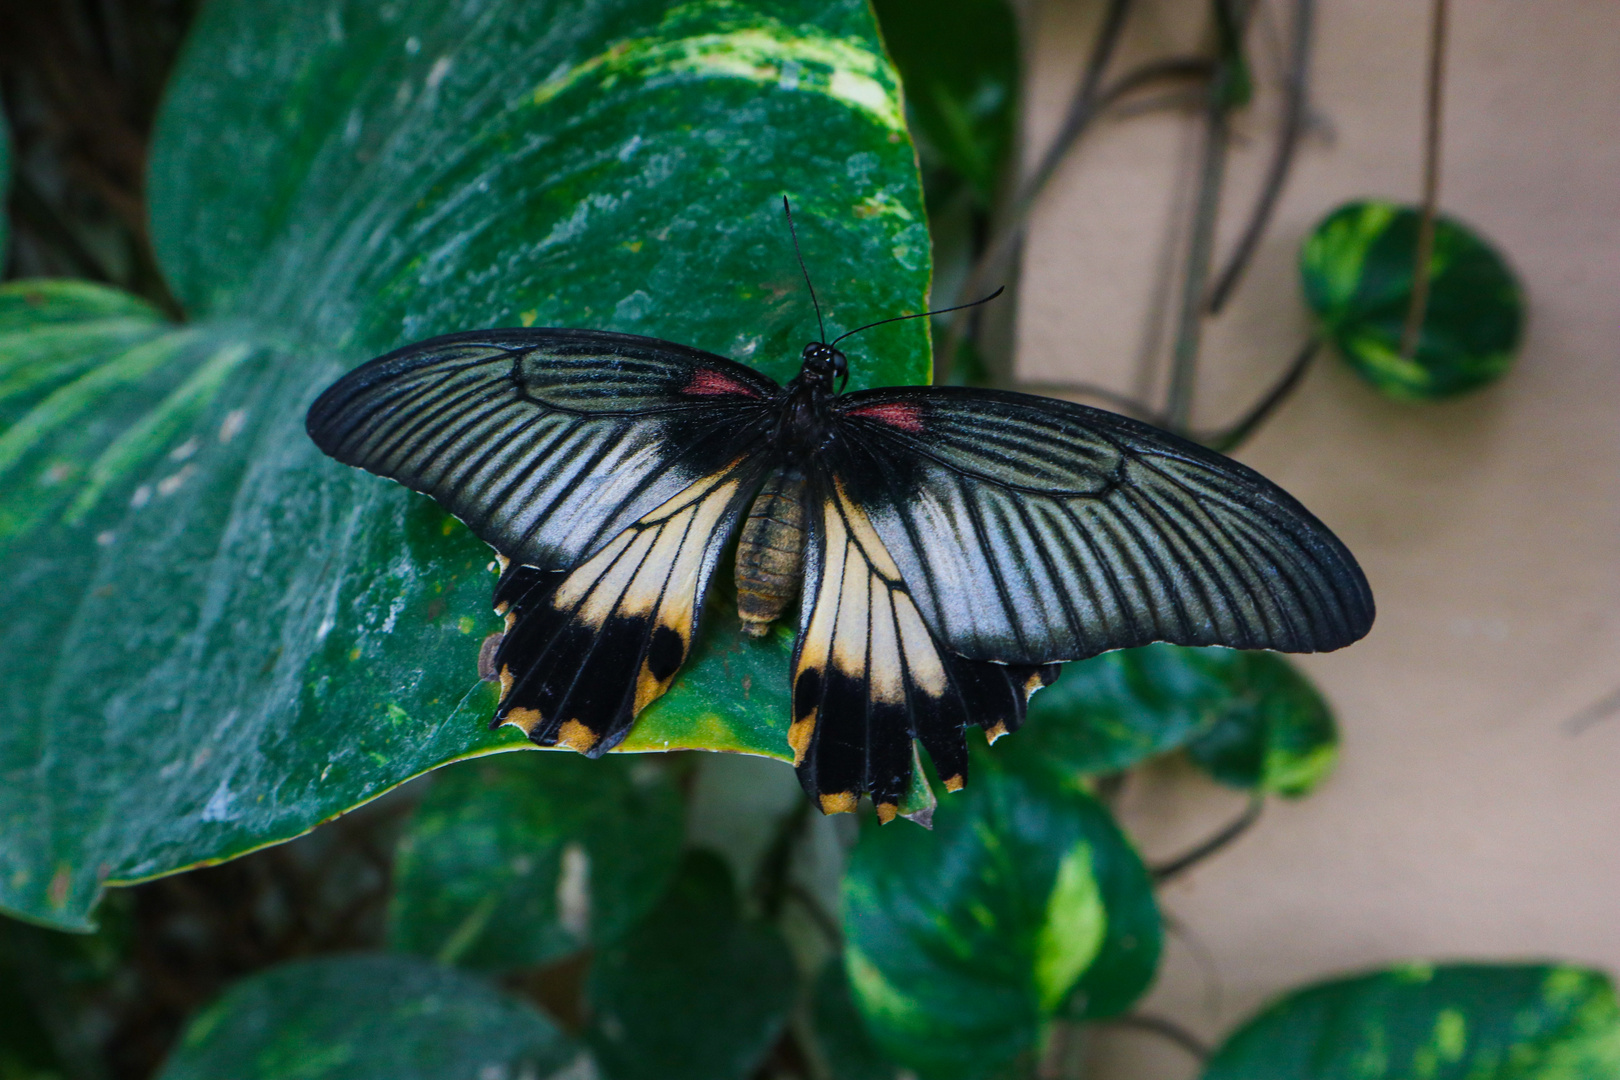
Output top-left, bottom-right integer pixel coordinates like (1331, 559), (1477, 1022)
(499, 463), (745, 746)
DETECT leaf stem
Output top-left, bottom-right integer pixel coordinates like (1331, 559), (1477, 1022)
(1400, 0), (1449, 360)
(1206, 0), (1315, 314)
(1150, 792), (1264, 883)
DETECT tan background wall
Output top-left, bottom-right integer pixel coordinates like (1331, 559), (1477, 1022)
(1013, 1), (1620, 1074)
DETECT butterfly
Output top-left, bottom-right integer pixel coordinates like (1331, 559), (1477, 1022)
(306, 204), (1373, 821)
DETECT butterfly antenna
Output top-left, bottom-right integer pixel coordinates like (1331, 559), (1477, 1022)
(783, 196), (828, 344)
(830, 286), (1006, 347)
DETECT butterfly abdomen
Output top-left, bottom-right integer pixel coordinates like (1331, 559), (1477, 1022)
(735, 467), (808, 636)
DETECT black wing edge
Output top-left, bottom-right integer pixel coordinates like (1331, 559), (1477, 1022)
(837, 383), (1376, 653)
(306, 325), (781, 455)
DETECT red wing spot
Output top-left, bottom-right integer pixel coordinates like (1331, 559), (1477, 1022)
(683, 368), (763, 398)
(846, 402), (925, 433)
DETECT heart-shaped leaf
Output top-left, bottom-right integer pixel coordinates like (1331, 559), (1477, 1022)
(0, 0), (929, 930)
(841, 750), (1160, 1078)
(1202, 962), (1620, 1080)
(155, 954), (584, 1080)
(1301, 200), (1524, 400)
(388, 750), (684, 971)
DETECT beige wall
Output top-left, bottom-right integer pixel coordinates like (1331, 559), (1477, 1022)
(1015, 1), (1620, 1075)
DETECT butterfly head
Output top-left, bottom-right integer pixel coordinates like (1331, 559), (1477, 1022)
(800, 341), (849, 393)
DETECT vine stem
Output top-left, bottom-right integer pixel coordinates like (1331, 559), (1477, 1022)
(1206, 0), (1315, 314)
(1399, 0), (1449, 359)
(937, 0), (1132, 381)
(1102, 1013), (1213, 1061)
(1163, 58), (1234, 433)
(1150, 792), (1264, 883)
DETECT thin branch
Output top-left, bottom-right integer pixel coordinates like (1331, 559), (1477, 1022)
(1565, 684), (1620, 735)
(1207, 0), (1315, 313)
(1400, 0), (1449, 359)
(1200, 334), (1320, 452)
(786, 883), (843, 947)
(937, 0), (1133, 381)
(1163, 76), (1233, 432)
(1103, 1013), (1213, 1061)
(1151, 792), (1264, 883)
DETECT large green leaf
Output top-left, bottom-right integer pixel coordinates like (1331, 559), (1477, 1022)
(1301, 200), (1524, 400)
(388, 750), (683, 971)
(0, 0), (929, 930)
(155, 954), (583, 1080)
(585, 850), (796, 1080)
(1202, 962), (1620, 1080)
(1184, 651), (1337, 797)
(841, 751), (1160, 1078)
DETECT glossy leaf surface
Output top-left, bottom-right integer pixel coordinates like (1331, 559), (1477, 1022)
(388, 751), (683, 971)
(585, 851), (796, 1080)
(1302, 201), (1523, 400)
(0, 0), (929, 929)
(1184, 652), (1337, 797)
(156, 954), (583, 1080)
(1202, 962), (1620, 1080)
(842, 753), (1160, 1078)
(1008, 644), (1245, 778)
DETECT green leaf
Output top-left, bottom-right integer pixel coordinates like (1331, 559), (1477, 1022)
(585, 850), (796, 1080)
(1007, 644), (1252, 778)
(155, 954), (584, 1080)
(1184, 652), (1337, 797)
(1301, 200), (1524, 400)
(872, 0), (1019, 200)
(810, 959), (902, 1080)
(0, 0), (929, 929)
(1201, 962), (1620, 1080)
(841, 753), (1160, 1078)
(389, 750), (683, 971)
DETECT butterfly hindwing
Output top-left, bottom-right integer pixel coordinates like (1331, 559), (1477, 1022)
(306, 327), (779, 573)
(831, 386), (1374, 665)
(790, 474), (1058, 816)
(491, 458), (765, 754)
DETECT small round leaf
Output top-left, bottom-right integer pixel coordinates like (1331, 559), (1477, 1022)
(1301, 200), (1524, 400)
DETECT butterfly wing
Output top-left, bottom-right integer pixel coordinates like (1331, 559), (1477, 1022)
(828, 386), (1374, 665)
(789, 471), (1058, 817)
(307, 327), (780, 752)
(306, 327), (781, 572)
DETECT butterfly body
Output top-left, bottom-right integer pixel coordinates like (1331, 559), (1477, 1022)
(307, 327), (1373, 817)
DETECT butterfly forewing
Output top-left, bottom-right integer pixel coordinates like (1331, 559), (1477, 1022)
(305, 328), (780, 572)
(829, 386), (1374, 665)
